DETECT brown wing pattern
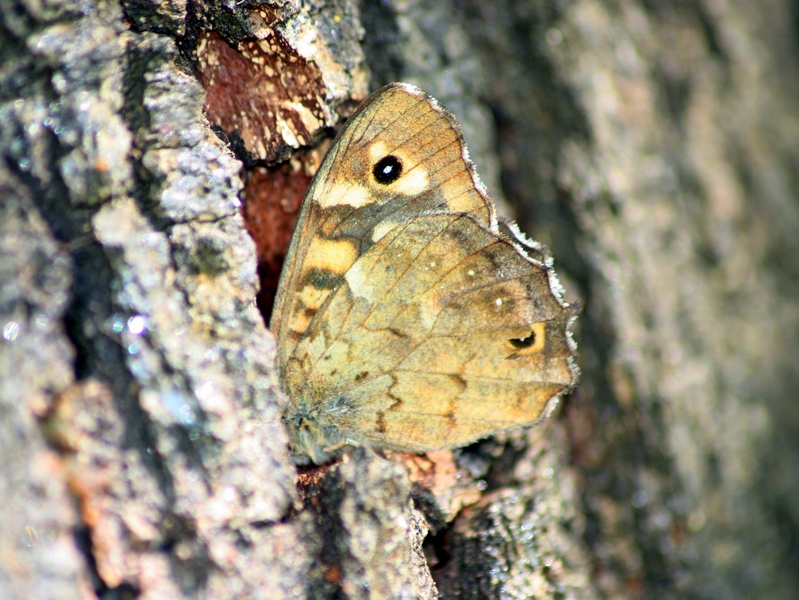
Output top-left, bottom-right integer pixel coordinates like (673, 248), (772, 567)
(270, 83), (578, 460)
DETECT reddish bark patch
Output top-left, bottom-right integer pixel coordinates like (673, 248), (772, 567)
(197, 29), (329, 163)
(242, 163), (311, 321)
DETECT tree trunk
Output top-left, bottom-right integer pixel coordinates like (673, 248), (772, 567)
(2, 0), (797, 598)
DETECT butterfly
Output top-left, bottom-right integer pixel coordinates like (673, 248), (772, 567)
(269, 83), (578, 464)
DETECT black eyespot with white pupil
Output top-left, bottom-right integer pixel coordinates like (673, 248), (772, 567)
(373, 155), (403, 185)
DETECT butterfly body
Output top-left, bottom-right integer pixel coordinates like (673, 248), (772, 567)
(270, 83), (578, 464)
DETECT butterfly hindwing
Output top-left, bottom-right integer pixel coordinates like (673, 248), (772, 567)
(285, 212), (574, 452)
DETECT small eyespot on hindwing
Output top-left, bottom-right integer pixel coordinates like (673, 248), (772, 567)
(509, 331), (536, 349)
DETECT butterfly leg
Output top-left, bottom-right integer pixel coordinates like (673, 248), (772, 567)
(323, 438), (361, 454)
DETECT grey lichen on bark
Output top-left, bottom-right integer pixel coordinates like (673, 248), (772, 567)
(299, 447), (438, 600)
(2, 0), (308, 597)
(0, 175), (89, 598)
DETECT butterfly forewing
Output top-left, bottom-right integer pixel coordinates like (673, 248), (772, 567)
(270, 83), (495, 369)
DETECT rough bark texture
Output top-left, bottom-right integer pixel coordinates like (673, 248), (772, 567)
(2, 0), (798, 599)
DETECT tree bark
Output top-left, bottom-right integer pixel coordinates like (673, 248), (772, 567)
(2, 1), (798, 598)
